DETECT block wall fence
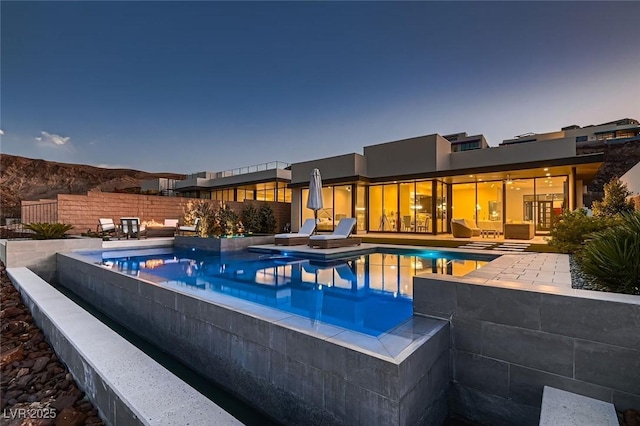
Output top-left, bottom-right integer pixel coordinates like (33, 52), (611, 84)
(22, 191), (291, 235)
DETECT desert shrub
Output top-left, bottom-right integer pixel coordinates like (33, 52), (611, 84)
(592, 177), (635, 217)
(183, 200), (217, 237)
(548, 209), (615, 254)
(242, 204), (261, 233)
(217, 204), (240, 236)
(577, 211), (640, 295)
(23, 222), (73, 240)
(259, 204), (277, 234)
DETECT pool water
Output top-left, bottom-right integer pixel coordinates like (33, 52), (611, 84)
(94, 248), (494, 336)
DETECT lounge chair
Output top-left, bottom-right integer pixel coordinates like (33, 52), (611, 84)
(451, 218), (481, 238)
(274, 219), (316, 246)
(119, 217), (143, 240)
(178, 217), (201, 236)
(97, 218), (117, 236)
(308, 218), (361, 249)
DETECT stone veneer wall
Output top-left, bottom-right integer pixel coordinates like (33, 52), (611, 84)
(56, 253), (451, 426)
(22, 192), (291, 236)
(413, 277), (640, 426)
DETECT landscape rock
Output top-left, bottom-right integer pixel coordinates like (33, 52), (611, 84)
(0, 345), (25, 367)
(55, 407), (87, 426)
(1, 261), (104, 426)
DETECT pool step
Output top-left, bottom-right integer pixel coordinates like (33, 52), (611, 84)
(458, 242), (497, 250)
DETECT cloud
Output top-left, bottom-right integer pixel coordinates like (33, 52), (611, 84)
(35, 131), (70, 146)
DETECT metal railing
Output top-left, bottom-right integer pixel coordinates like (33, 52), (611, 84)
(186, 161), (290, 181)
(21, 201), (58, 225)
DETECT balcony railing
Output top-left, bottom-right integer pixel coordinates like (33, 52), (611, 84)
(186, 161), (290, 181)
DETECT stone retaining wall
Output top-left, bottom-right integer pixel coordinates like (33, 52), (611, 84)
(57, 252), (451, 426)
(22, 192), (291, 236)
(413, 276), (640, 426)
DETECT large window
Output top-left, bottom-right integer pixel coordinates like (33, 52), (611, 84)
(451, 183), (476, 223)
(476, 181), (503, 232)
(505, 175), (567, 233)
(415, 181), (432, 233)
(436, 181), (448, 233)
(369, 186), (384, 231)
(355, 185), (366, 232)
(399, 183), (414, 232)
(301, 186), (352, 232)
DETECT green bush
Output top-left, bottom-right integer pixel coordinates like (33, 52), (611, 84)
(259, 204), (277, 234)
(577, 212), (640, 295)
(241, 204), (261, 233)
(23, 222), (73, 240)
(217, 204), (240, 236)
(548, 209), (615, 254)
(182, 199), (217, 237)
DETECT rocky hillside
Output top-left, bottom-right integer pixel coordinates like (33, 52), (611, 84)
(0, 154), (185, 219)
(577, 139), (640, 195)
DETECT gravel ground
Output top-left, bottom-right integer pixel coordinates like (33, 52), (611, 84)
(0, 261), (103, 426)
(569, 254), (600, 291)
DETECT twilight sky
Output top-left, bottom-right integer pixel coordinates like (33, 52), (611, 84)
(1, 1), (639, 174)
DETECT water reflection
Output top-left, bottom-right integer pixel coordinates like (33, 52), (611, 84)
(99, 249), (491, 336)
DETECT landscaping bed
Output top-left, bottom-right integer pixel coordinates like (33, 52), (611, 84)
(0, 261), (103, 426)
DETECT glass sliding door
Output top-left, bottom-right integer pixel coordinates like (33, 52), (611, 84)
(477, 181), (503, 233)
(383, 184), (399, 232)
(534, 176), (567, 232)
(369, 185), (384, 231)
(436, 181), (448, 233)
(451, 183), (476, 223)
(355, 185), (366, 232)
(415, 181), (432, 233)
(399, 183), (414, 232)
(317, 187), (334, 231)
(334, 185), (352, 228)
(505, 178), (535, 224)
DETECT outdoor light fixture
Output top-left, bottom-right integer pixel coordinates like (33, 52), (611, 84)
(506, 174), (513, 184)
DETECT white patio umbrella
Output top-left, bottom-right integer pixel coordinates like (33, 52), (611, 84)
(307, 168), (323, 234)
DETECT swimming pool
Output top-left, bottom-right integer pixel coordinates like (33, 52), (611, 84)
(91, 247), (495, 336)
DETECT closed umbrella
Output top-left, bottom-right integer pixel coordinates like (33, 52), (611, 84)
(307, 168), (323, 234)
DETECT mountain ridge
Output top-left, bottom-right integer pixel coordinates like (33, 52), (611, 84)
(0, 154), (185, 219)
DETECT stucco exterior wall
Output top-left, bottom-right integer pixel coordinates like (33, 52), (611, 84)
(620, 161), (640, 196)
(364, 134), (445, 178)
(450, 138), (576, 171)
(290, 153), (366, 185)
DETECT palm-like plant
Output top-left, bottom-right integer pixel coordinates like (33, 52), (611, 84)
(23, 222), (74, 240)
(577, 212), (640, 295)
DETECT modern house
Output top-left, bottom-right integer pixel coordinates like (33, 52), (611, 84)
(500, 118), (640, 147)
(168, 118), (639, 237)
(288, 132), (605, 236)
(173, 161), (292, 203)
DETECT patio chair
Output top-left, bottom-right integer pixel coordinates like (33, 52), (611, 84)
(274, 218), (317, 246)
(308, 218), (361, 249)
(451, 218), (481, 238)
(119, 217), (143, 240)
(97, 218), (117, 236)
(178, 217), (201, 236)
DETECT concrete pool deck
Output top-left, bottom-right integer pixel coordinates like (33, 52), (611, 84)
(249, 242), (573, 288)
